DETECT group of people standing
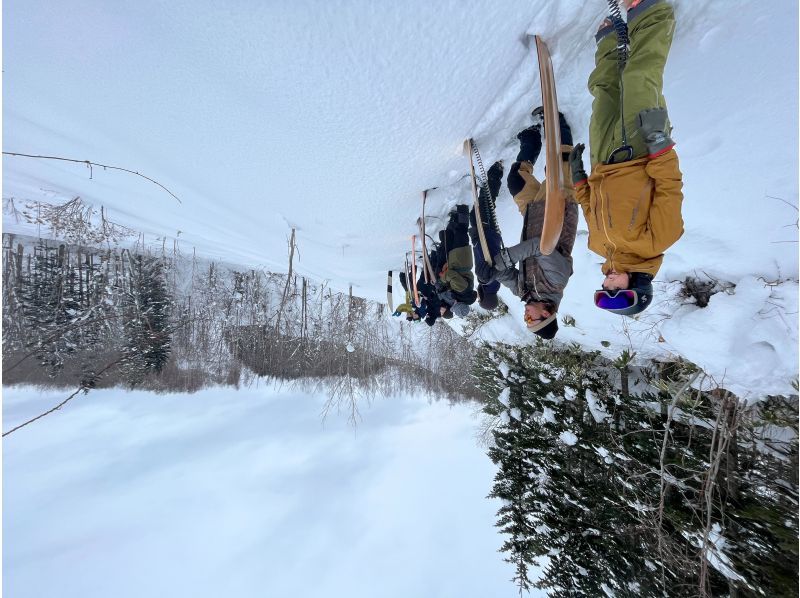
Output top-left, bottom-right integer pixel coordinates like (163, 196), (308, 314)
(395, 0), (684, 341)
(394, 204), (477, 327)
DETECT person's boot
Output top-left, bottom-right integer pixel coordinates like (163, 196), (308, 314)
(627, 0), (663, 23)
(596, 17), (614, 43)
(478, 284), (499, 310)
(452, 204), (470, 227)
(596, 0), (632, 44)
(524, 108), (574, 149)
(530, 105), (545, 128)
(486, 161), (504, 204)
(476, 161), (504, 234)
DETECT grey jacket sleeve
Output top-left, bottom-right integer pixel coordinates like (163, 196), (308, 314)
(492, 265), (522, 298)
(507, 238), (542, 264)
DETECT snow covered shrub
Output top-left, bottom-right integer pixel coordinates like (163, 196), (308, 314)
(460, 295), (508, 339)
(474, 344), (799, 597)
(680, 276), (734, 308)
(474, 342), (640, 595)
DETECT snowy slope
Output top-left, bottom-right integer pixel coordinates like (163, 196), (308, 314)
(430, 0), (799, 399)
(4, 0), (557, 283)
(3, 0), (798, 395)
(4, 384), (514, 598)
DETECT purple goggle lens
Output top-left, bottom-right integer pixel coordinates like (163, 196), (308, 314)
(594, 289), (637, 310)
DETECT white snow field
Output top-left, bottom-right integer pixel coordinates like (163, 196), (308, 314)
(2, 0), (798, 596)
(4, 385), (511, 597)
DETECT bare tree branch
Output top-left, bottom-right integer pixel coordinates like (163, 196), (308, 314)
(3, 152), (181, 204)
(2, 358), (122, 437)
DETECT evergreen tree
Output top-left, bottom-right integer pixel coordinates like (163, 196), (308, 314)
(16, 243), (84, 375)
(120, 254), (172, 384)
(474, 343), (761, 597)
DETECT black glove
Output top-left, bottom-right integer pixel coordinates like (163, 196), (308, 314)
(558, 111), (574, 147)
(492, 247), (514, 272)
(493, 239), (541, 272)
(516, 125), (542, 163)
(569, 143), (588, 185)
(486, 161), (504, 200)
(637, 108), (674, 156)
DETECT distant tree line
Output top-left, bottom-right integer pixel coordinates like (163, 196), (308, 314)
(474, 342), (798, 597)
(2, 232), (480, 422)
(3, 238), (171, 389)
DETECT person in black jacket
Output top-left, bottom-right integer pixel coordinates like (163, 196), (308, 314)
(418, 207), (478, 326)
(469, 161), (505, 311)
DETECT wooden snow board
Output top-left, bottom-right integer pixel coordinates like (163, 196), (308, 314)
(535, 35), (566, 256)
(418, 190), (436, 283)
(386, 270), (394, 313)
(404, 253), (413, 302)
(410, 235), (420, 306)
(463, 138), (493, 266)
(418, 218), (435, 284)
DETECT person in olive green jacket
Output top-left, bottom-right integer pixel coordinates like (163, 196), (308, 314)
(435, 205), (477, 319)
(569, 0), (684, 316)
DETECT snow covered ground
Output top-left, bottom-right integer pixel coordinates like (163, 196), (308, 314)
(4, 0), (797, 398)
(4, 384), (517, 597)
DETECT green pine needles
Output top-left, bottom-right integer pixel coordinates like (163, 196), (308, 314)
(475, 342), (798, 597)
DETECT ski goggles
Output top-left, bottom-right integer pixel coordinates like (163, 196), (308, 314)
(594, 289), (641, 315)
